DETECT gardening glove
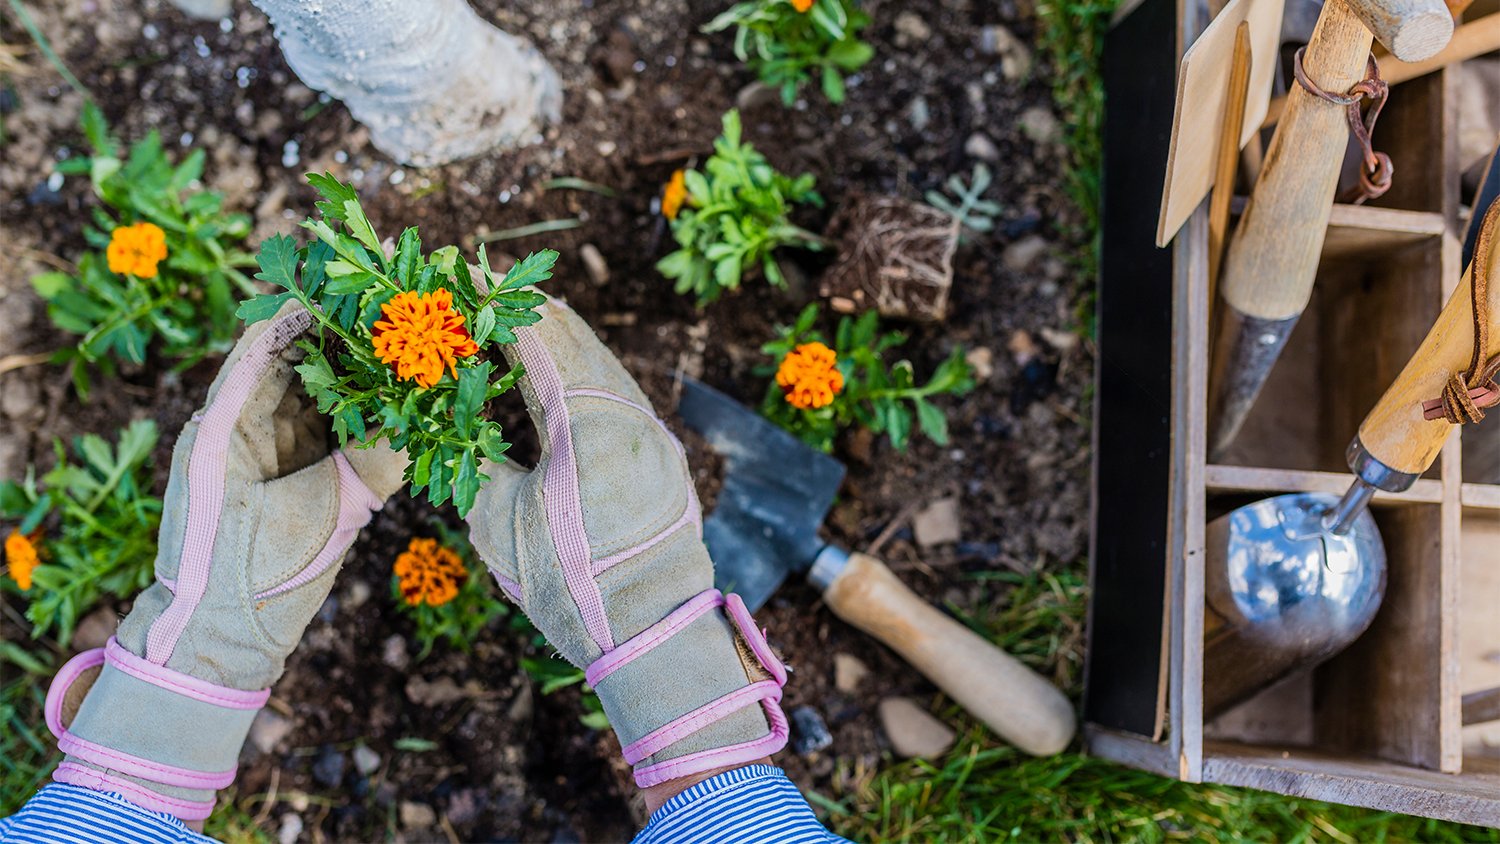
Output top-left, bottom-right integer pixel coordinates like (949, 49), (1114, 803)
(467, 296), (789, 788)
(43, 304), (406, 820)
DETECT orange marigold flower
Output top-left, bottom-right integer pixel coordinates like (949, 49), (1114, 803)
(661, 169), (688, 220)
(393, 537), (468, 607)
(776, 341), (845, 410)
(5, 529), (41, 592)
(791, 0), (815, 12)
(371, 288), (480, 388)
(106, 222), (168, 278)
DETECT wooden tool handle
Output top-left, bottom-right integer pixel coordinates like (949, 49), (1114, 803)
(821, 552), (1076, 756)
(1346, 0), (1453, 61)
(1358, 250), (1500, 474)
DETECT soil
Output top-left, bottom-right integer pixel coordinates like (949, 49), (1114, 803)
(0, 0), (1093, 841)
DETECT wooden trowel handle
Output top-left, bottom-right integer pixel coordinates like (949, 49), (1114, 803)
(821, 552), (1076, 756)
(1358, 243), (1500, 475)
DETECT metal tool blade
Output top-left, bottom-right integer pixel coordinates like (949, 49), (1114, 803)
(676, 377), (846, 611)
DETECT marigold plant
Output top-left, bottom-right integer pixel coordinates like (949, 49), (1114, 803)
(31, 104), (257, 389)
(704, 0), (874, 105)
(759, 304), (975, 452)
(390, 527), (510, 659)
(0, 420), (162, 646)
(657, 110), (823, 304)
(238, 173), (556, 516)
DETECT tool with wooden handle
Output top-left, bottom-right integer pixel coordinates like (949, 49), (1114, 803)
(1204, 203), (1498, 715)
(1206, 0), (1453, 460)
(678, 377), (1077, 756)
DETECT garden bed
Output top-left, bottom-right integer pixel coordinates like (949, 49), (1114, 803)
(0, 0), (1092, 840)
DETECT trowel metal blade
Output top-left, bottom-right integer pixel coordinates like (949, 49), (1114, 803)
(677, 377), (846, 611)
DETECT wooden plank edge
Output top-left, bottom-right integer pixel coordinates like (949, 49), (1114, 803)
(1202, 742), (1500, 827)
(1084, 724), (1182, 779)
(1462, 483), (1500, 510)
(1204, 464), (1445, 502)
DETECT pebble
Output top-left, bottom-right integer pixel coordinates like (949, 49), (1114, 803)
(979, 25), (1033, 81)
(907, 96), (931, 132)
(1003, 209), (1043, 239)
(247, 711), (293, 754)
(1, 377), (39, 420)
(1002, 235), (1049, 271)
(27, 178), (62, 206)
(965, 347), (995, 382)
(399, 800), (437, 829)
(277, 814), (303, 844)
(790, 705), (834, 755)
(311, 746), (345, 787)
(382, 634), (409, 670)
(736, 81), (780, 111)
(352, 744), (382, 776)
(1040, 327), (1081, 352)
(878, 697), (957, 759)
(894, 11), (932, 45)
(913, 498), (962, 548)
(71, 607), (119, 651)
(833, 653), (870, 693)
(345, 579), (372, 609)
(580, 243), (609, 286)
(964, 133), (1000, 162)
(1019, 106), (1062, 146)
(406, 675), (468, 707)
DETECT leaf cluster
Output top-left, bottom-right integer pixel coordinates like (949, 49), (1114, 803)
(759, 304), (974, 452)
(520, 654), (612, 730)
(704, 0), (874, 104)
(657, 110), (824, 304)
(391, 522), (512, 661)
(32, 103), (257, 388)
(0, 643), (57, 816)
(238, 174), (556, 516)
(925, 163), (1002, 240)
(0, 420), (162, 647)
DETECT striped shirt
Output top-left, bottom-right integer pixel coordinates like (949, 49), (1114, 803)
(1, 766), (848, 844)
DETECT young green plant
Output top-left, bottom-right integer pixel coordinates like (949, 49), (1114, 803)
(31, 103), (258, 389)
(1, 420), (161, 647)
(759, 304), (974, 452)
(657, 109), (824, 304)
(703, 0), (874, 105)
(237, 173), (556, 516)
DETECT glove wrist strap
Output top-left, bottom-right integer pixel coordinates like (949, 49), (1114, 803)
(46, 637), (268, 820)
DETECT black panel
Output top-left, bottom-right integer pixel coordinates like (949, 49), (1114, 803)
(1082, 0), (1179, 737)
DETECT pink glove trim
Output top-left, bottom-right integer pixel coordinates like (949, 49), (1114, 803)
(145, 308), (313, 665)
(490, 568), (524, 603)
(254, 451), (381, 600)
(44, 647), (106, 739)
(585, 589), (724, 687)
(55, 733), (236, 789)
(53, 761), (217, 820)
(621, 679), (784, 765)
(104, 638), (270, 709)
(514, 325), (616, 652)
(631, 700), (791, 788)
(590, 508), (697, 577)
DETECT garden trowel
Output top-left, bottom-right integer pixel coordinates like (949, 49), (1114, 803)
(677, 377), (1076, 756)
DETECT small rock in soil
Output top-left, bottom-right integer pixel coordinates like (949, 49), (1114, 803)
(913, 498), (962, 548)
(833, 652), (870, 693)
(248, 711), (293, 754)
(399, 800), (437, 829)
(71, 607), (118, 651)
(445, 788), (485, 826)
(878, 697), (957, 759)
(381, 634), (409, 670)
(965, 347), (995, 382)
(1012, 358), (1060, 415)
(908, 96), (931, 132)
(1040, 326), (1081, 353)
(352, 744), (381, 777)
(1008, 329), (1042, 365)
(344, 578), (371, 609)
(406, 675), (468, 707)
(736, 81), (780, 111)
(26, 178), (62, 206)
(1004, 209), (1043, 238)
(580, 243), (609, 286)
(964, 132), (1000, 162)
(790, 705), (834, 756)
(312, 746), (345, 787)
(978, 26), (1032, 80)
(276, 813), (303, 844)
(1019, 106), (1062, 146)
(1003, 235), (1049, 272)
(894, 11), (933, 46)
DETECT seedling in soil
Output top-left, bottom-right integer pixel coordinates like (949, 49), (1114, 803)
(925, 163), (1002, 241)
(390, 522), (509, 660)
(0, 420), (161, 647)
(657, 109), (824, 304)
(31, 104), (258, 390)
(759, 304), (975, 452)
(704, 0), (874, 105)
(238, 173), (556, 516)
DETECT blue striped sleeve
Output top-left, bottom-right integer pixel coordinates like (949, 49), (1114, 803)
(632, 764), (852, 844)
(0, 784), (216, 844)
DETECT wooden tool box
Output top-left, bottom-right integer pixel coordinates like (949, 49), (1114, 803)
(1085, 0), (1500, 825)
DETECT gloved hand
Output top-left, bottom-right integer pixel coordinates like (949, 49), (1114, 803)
(467, 296), (788, 788)
(44, 305), (406, 820)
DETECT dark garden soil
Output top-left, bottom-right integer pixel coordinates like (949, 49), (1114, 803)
(0, 0), (1093, 840)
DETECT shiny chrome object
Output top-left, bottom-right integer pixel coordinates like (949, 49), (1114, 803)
(1204, 492), (1386, 716)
